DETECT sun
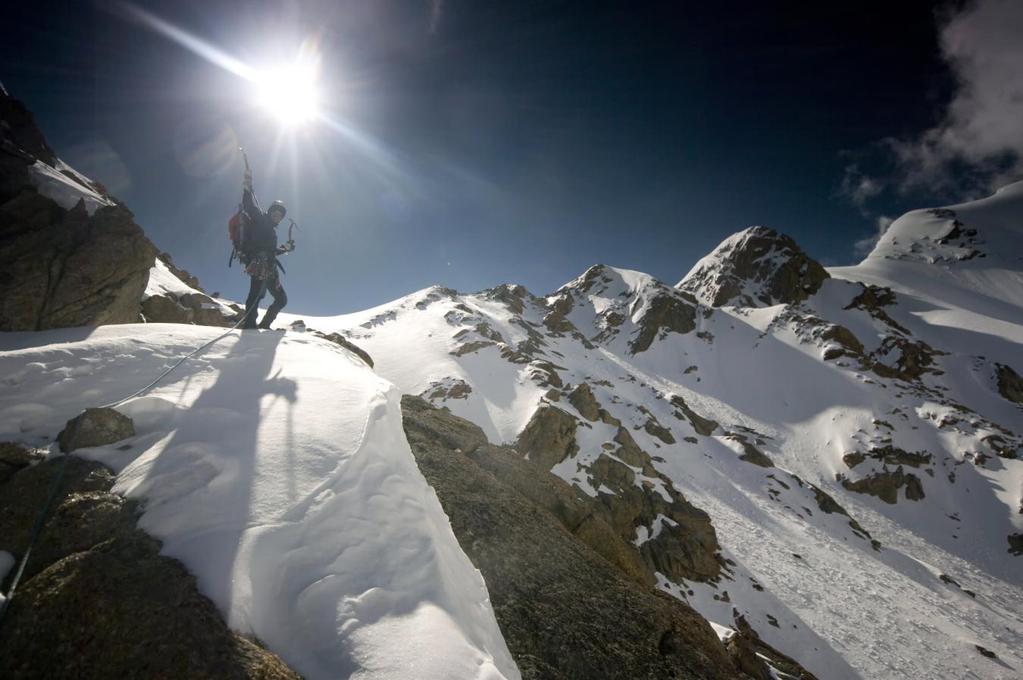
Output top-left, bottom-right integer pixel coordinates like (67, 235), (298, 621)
(255, 59), (321, 127)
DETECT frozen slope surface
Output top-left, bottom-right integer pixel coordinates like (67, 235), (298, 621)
(0, 325), (519, 680)
(271, 249), (1023, 678)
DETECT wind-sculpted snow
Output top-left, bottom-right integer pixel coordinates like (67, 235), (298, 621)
(0, 325), (519, 680)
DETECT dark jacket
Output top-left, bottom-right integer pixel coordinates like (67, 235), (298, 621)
(241, 188), (279, 255)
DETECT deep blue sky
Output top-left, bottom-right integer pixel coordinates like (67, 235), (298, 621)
(2, 1), (960, 314)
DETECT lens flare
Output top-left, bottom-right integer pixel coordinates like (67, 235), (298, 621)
(255, 59), (321, 127)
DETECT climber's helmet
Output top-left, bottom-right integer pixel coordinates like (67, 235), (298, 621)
(268, 200), (287, 224)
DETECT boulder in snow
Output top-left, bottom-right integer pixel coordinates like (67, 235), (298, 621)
(57, 408), (135, 453)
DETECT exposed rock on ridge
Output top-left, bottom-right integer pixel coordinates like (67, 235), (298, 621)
(0, 444), (300, 679)
(0, 90), (157, 331)
(678, 226), (829, 308)
(400, 396), (814, 679)
(0, 192), (157, 331)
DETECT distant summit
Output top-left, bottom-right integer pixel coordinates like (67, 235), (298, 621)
(677, 226), (829, 308)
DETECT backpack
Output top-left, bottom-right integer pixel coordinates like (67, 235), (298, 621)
(227, 204), (250, 266)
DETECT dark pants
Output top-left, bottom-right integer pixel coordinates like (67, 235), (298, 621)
(242, 267), (287, 329)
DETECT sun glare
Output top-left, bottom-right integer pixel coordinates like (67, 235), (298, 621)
(255, 59), (321, 127)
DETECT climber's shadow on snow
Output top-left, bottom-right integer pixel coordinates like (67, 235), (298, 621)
(128, 331), (296, 622)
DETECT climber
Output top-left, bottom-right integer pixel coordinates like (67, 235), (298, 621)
(237, 164), (295, 330)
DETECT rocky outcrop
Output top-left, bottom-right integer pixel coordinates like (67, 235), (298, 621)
(158, 251), (202, 291)
(669, 394), (719, 436)
(142, 291), (237, 327)
(566, 382), (619, 426)
(400, 396), (752, 679)
(842, 445), (932, 470)
(0, 192), (157, 331)
(0, 449), (300, 679)
(818, 324), (864, 360)
(56, 407), (134, 453)
(868, 336), (944, 382)
(591, 431), (723, 582)
(515, 397), (722, 583)
(678, 226), (829, 308)
(1, 91), (157, 331)
(0, 90), (57, 200)
(726, 432), (774, 468)
(839, 467), (925, 504)
(422, 377), (473, 401)
(311, 331), (375, 368)
(996, 363), (1023, 406)
(0, 441), (41, 486)
(629, 292), (698, 354)
(1009, 533), (1023, 556)
(728, 611), (819, 680)
(516, 405), (579, 469)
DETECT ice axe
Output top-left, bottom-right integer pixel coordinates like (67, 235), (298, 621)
(285, 218), (299, 251)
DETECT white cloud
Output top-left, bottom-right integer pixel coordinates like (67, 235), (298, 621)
(840, 163), (885, 209)
(853, 215), (894, 258)
(890, 0), (1023, 192)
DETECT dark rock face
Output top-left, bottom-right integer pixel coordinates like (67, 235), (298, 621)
(568, 383), (602, 421)
(312, 331), (375, 368)
(678, 226), (830, 308)
(57, 407), (135, 453)
(142, 291), (237, 327)
(589, 444), (723, 583)
(399, 396), (748, 680)
(725, 432), (773, 468)
(516, 405), (579, 469)
(516, 396), (722, 583)
(0, 451), (300, 679)
(0, 193), (157, 331)
(842, 445), (932, 470)
(868, 336), (944, 382)
(0, 91), (57, 201)
(840, 467), (925, 504)
(1009, 533), (1023, 556)
(729, 612), (819, 680)
(996, 363), (1023, 406)
(1, 91), (158, 331)
(629, 293), (698, 354)
(0, 441), (42, 486)
(669, 394), (718, 436)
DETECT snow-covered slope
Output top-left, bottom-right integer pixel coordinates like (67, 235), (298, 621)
(0, 326), (518, 680)
(830, 182), (1023, 366)
(273, 185), (1023, 679)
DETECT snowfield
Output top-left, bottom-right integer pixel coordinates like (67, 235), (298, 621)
(0, 325), (519, 680)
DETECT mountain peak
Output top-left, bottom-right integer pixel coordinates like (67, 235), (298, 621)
(677, 226), (829, 307)
(863, 180), (1023, 270)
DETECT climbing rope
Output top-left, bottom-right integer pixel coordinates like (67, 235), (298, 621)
(0, 448), (67, 629)
(100, 312), (249, 409)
